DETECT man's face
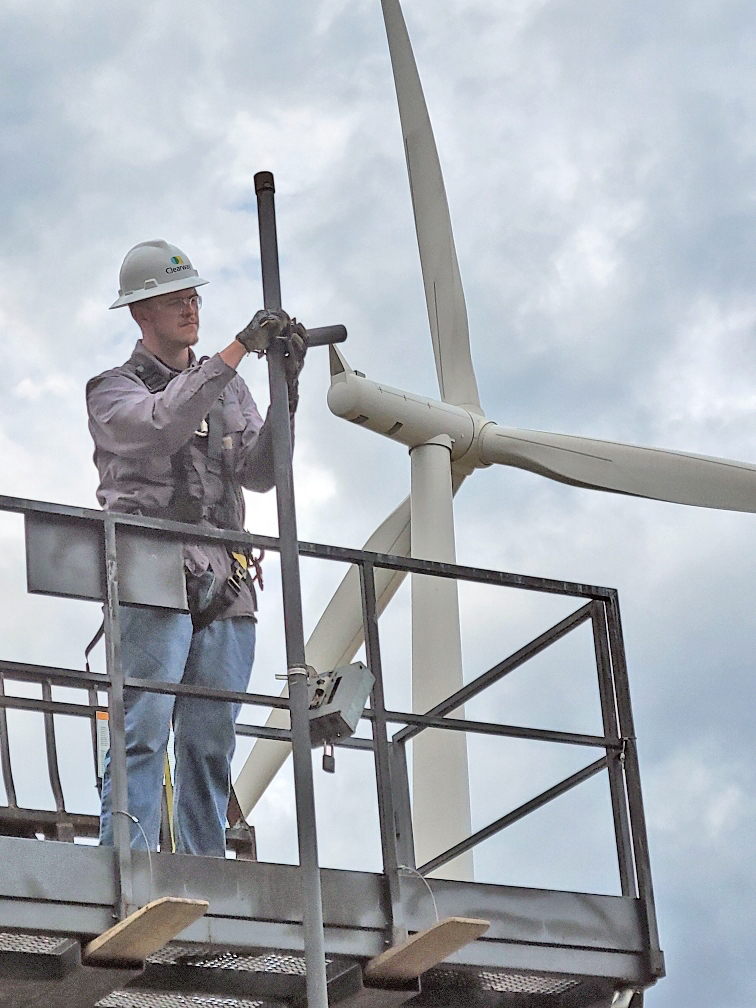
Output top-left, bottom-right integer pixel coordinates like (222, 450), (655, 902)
(138, 288), (201, 349)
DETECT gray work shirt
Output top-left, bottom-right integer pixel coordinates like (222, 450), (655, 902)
(87, 340), (274, 618)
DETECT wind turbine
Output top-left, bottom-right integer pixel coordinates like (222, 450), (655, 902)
(234, 0), (756, 880)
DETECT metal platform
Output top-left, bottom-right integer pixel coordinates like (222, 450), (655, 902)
(0, 496), (663, 1006)
(0, 922), (626, 1007)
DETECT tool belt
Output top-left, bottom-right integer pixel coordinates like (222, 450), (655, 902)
(84, 547), (264, 673)
(190, 548), (264, 633)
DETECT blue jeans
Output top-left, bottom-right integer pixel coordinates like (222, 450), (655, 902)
(99, 607), (256, 856)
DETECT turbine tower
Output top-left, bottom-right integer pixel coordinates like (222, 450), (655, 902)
(234, 0), (756, 880)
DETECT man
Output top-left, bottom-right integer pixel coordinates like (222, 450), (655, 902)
(87, 239), (305, 855)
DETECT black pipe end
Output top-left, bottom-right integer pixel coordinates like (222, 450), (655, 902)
(254, 171), (275, 194)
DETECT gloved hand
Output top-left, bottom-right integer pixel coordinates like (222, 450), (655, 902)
(235, 309), (291, 355)
(283, 320), (308, 382)
(284, 320), (308, 413)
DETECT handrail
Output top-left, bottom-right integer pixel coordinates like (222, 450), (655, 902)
(0, 493), (614, 598)
(0, 493), (662, 979)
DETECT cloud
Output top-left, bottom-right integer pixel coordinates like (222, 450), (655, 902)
(647, 742), (748, 847)
(0, 0), (754, 1004)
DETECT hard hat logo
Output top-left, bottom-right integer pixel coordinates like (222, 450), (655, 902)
(110, 239), (209, 309)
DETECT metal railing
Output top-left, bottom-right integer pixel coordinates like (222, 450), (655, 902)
(0, 493), (663, 986)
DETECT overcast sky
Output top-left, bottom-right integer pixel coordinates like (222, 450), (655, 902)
(0, 0), (755, 1004)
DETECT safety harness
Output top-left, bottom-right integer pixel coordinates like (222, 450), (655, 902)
(190, 548), (264, 633)
(85, 351), (263, 670)
(130, 352), (264, 630)
(125, 354), (228, 527)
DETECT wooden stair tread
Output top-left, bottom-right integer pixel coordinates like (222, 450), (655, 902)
(84, 897), (208, 965)
(365, 916), (490, 980)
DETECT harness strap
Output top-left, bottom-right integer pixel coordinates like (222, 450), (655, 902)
(85, 620), (105, 674)
(207, 397), (225, 461)
(124, 353), (264, 631)
(190, 548), (265, 634)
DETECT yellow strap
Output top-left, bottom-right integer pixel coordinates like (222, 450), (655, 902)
(163, 755), (176, 853)
(231, 551), (248, 570)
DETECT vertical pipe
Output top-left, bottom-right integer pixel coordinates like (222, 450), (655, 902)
(254, 170), (329, 1008)
(605, 593), (664, 980)
(42, 680), (73, 841)
(41, 681), (66, 814)
(410, 436), (473, 881)
(590, 602), (636, 897)
(390, 741), (415, 871)
(103, 517), (135, 920)
(359, 562), (406, 946)
(0, 675), (17, 808)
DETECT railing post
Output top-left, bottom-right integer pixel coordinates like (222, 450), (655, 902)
(591, 600), (636, 897)
(0, 674), (16, 810)
(390, 741), (415, 871)
(359, 562), (406, 947)
(102, 516), (135, 920)
(41, 679), (73, 841)
(605, 592), (665, 980)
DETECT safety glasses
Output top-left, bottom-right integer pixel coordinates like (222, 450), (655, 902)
(164, 294), (202, 312)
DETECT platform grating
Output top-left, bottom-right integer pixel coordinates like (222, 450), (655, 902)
(478, 969), (581, 995)
(95, 993), (266, 1008)
(419, 965), (585, 1001)
(0, 931), (67, 953)
(148, 944), (311, 975)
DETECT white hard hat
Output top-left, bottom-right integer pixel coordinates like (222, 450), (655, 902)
(110, 239), (209, 309)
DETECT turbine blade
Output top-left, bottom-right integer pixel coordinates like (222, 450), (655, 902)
(234, 467), (470, 817)
(381, 0), (481, 414)
(233, 496), (411, 817)
(482, 424), (756, 511)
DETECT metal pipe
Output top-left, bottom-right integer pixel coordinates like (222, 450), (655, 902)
(393, 602), (594, 744)
(591, 601), (636, 897)
(0, 688), (615, 750)
(41, 680), (66, 814)
(255, 169), (329, 1008)
(389, 741), (415, 870)
(7, 491), (616, 598)
(103, 516), (134, 920)
(605, 593), (665, 980)
(381, 709), (613, 748)
(236, 722), (373, 750)
(307, 325), (347, 347)
(359, 562), (406, 946)
(418, 756), (609, 876)
(0, 694), (106, 718)
(0, 674), (17, 808)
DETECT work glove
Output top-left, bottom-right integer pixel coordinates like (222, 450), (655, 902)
(235, 308), (291, 355)
(284, 320), (308, 413)
(283, 320), (308, 382)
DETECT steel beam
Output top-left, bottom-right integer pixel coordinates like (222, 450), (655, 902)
(605, 594), (664, 981)
(392, 602), (594, 744)
(591, 600), (636, 898)
(0, 494), (616, 599)
(359, 562), (406, 945)
(102, 516), (134, 919)
(417, 757), (609, 876)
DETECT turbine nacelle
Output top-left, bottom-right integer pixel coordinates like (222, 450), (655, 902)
(328, 345), (756, 511)
(328, 345), (491, 467)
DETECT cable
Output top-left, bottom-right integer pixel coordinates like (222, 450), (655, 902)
(113, 809), (154, 906)
(398, 865), (439, 924)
